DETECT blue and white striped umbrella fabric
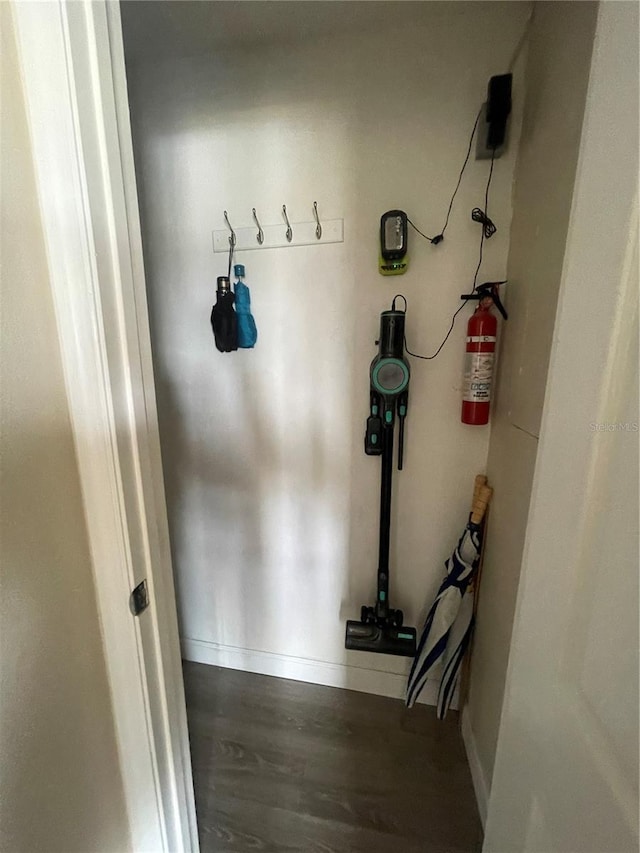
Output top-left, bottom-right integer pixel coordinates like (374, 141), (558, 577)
(406, 520), (483, 715)
(437, 579), (475, 718)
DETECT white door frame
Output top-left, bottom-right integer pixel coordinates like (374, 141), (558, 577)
(12, 1), (198, 850)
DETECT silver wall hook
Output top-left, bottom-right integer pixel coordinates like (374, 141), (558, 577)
(223, 210), (236, 249)
(282, 204), (293, 243)
(313, 201), (322, 240)
(252, 208), (265, 245)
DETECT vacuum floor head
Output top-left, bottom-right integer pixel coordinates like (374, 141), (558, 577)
(345, 620), (417, 657)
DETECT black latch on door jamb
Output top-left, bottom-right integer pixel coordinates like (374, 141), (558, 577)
(130, 579), (149, 616)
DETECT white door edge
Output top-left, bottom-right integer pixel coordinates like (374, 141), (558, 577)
(484, 1), (639, 849)
(11, 2), (198, 850)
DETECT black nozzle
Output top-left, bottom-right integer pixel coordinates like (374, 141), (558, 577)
(345, 620), (416, 657)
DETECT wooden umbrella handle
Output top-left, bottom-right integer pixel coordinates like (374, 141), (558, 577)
(473, 474), (488, 506)
(471, 484), (493, 524)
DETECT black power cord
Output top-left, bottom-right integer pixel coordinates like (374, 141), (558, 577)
(468, 147), (496, 291)
(471, 206), (496, 239)
(407, 106), (482, 246)
(404, 147), (497, 361)
(404, 300), (467, 361)
(392, 294), (408, 312)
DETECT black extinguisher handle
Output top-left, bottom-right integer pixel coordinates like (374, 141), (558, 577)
(487, 285), (508, 320)
(460, 281), (508, 320)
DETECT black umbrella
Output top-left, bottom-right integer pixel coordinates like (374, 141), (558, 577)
(211, 275), (238, 353)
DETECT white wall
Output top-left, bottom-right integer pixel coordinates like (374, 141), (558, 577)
(0, 5), (130, 850)
(125, 2), (529, 696)
(464, 0), (598, 817)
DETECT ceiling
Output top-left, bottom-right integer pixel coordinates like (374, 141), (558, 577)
(120, 1), (442, 65)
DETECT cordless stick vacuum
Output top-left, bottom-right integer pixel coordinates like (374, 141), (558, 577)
(345, 304), (418, 657)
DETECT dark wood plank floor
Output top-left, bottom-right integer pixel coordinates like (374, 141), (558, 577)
(184, 662), (483, 853)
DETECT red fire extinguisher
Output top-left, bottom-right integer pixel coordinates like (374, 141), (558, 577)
(461, 282), (508, 425)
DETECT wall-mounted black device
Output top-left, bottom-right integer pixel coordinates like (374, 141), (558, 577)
(477, 73), (512, 160)
(379, 210), (409, 276)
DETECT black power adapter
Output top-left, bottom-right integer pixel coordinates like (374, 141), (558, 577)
(477, 73), (512, 159)
(486, 74), (512, 148)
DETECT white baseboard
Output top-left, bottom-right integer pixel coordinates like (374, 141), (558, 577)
(181, 637), (445, 707)
(461, 705), (489, 827)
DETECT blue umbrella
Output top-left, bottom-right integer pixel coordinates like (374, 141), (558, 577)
(233, 264), (257, 349)
(406, 478), (491, 716)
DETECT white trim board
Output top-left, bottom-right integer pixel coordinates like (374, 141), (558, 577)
(182, 637), (453, 708)
(12, 2), (198, 850)
(461, 706), (489, 828)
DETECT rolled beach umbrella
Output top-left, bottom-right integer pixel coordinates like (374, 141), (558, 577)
(436, 554), (477, 719)
(406, 476), (492, 712)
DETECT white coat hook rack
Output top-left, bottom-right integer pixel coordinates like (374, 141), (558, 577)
(213, 204), (344, 253)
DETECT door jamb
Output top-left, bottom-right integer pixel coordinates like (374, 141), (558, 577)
(11, 2), (198, 850)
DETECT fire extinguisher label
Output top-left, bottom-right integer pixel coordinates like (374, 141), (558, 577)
(466, 335), (497, 343)
(463, 352), (494, 402)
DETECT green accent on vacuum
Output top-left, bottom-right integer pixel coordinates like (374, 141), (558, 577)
(371, 357), (410, 397)
(379, 591), (386, 601)
(398, 633), (413, 640)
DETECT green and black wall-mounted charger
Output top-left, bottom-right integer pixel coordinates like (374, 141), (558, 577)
(379, 210), (409, 276)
